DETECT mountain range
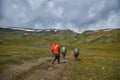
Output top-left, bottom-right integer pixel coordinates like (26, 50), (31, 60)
(0, 26), (120, 46)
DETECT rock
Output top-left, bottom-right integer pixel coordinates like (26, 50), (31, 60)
(63, 76), (68, 80)
(102, 67), (105, 70)
(48, 67), (53, 71)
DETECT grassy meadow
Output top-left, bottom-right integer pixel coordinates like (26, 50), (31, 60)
(70, 43), (120, 80)
(0, 27), (120, 80)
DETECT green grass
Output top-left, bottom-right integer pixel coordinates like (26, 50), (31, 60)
(69, 43), (120, 80)
(0, 28), (120, 79)
(0, 45), (51, 72)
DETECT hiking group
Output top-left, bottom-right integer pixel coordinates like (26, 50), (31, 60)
(50, 43), (80, 64)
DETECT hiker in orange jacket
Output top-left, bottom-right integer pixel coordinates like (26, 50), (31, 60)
(50, 43), (55, 57)
(52, 44), (60, 64)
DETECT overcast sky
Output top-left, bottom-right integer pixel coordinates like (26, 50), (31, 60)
(0, 0), (120, 32)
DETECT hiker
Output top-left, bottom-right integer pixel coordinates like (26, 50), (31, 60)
(52, 44), (60, 64)
(74, 48), (79, 61)
(61, 46), (67, 59)
(50, 43), (55, 57)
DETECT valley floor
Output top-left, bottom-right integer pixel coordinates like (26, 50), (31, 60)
(0, 51), (120, 80)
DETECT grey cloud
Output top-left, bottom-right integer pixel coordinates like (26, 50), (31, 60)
(0, 0), (120, 32)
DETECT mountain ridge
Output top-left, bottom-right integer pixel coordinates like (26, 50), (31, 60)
(0, 26), (120, 46)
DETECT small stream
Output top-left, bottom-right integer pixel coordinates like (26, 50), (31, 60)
(31, 46), (49, 48)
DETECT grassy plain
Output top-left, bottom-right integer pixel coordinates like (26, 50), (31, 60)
(0, 28), (120, 80)
(70, 43), (120, 80)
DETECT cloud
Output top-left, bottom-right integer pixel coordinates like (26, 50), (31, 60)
(0, 0), (120, 32)
(27, 0), (45, 9)
(86, 11), (120, 30)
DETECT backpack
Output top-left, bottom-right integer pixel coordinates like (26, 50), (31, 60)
(53, 44), (60, 55)
(50, 44), (55, 52)
(62, 47), (66, 53)
(74, 48), (79, 55)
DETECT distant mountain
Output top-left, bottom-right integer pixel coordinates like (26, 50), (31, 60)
(0, 26), (120, 45)
(0, 26), (77, 42)
(77, 28), (120, 44)
(0, 27), (20, 32)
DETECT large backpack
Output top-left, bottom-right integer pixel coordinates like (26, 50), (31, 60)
(62, 47), (66, 54)
(50, 43), (55, 52)
(53, 44), (60, 55)
(74, 48), (79, 55)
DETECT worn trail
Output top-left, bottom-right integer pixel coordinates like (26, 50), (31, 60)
(22, 55), (72, 80)
(0, 57), (52, 80)
(0, 55), (72, 80)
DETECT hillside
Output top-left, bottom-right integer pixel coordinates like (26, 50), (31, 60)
(0, 27), (78, 46)
(73, 28), (120, 46)
(0, 27), (120, 45)
(0, 27), (120, 80)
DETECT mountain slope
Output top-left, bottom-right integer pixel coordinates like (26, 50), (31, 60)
(0, 27), (77, 46)
(0, 27), (120, 45)
(74, 28), (120, 45)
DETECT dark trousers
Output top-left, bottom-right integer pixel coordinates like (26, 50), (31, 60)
(52, 55), (60, 64)
(62, 53), (66, 59)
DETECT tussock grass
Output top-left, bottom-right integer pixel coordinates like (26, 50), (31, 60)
(0, 45), (50, 72)
(0, 28), (120, 79)
(69, 43), (120, 80)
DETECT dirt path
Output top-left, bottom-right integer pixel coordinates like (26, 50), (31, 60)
(0, 57), (52, 80)
(23, 58), (70, 80)
(0, 55), (72, 80)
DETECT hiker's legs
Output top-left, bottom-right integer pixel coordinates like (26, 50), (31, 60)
(74, 55), (78, 61)
(64, 53), (66, 59)
(62, 53), (64, 59)
(57, 55), (60, 63)
(62, 53), (66, 59)
(52, 55), (57, 64)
